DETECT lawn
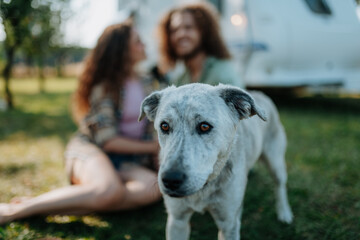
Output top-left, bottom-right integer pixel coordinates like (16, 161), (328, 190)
(0, 78), (359, 240)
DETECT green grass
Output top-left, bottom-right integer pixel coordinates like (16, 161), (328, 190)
(0, 78), (360, 239)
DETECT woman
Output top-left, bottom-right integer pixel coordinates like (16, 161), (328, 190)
(0, 21), (162, 224)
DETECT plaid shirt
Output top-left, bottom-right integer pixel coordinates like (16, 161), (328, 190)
(78, 76), (162, 147)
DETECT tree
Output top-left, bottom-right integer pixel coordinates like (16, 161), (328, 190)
(0, 0), (70, 108)
(22, 0), (71, 92)
(0, 0), (32, 109)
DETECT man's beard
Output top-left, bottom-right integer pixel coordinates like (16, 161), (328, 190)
(177, 45), (203, 61)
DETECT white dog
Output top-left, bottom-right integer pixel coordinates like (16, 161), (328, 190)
(139, 83), (293, 240)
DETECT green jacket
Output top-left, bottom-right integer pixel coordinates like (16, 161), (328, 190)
(172, 57), (244, 88)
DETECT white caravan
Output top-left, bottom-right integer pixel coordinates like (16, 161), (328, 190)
(117, 0), (360, 92)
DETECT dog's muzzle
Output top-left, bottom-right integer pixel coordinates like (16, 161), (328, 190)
(161, 170), (187, 197)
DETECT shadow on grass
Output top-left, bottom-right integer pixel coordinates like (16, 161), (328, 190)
(11, 202), (168, 240)
(12, 202), (218, 240)
(0, 93), (77, 144)
(0, 163), (36, 177)
(0, 110), (76, 144)
(1, 182), (300, 240)
(7, 175), (302, 240)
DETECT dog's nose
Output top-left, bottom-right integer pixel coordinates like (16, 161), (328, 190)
(161, 171), (186, 191)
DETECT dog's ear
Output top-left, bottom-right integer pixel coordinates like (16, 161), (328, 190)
(218, 86), (267, 121)
(138, 91), (162, 122)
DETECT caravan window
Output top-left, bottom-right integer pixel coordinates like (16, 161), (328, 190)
(207, 0), (223, 15)
(304, 0), (332, 15)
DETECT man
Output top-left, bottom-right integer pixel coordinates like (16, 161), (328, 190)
(157, 2), (244, 88)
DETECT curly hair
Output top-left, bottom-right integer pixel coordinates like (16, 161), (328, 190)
(157, 2), (231, 68)
(72, 21), (133, 123)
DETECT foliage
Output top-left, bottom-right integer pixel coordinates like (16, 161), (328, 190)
(21, 0), (71, 84)
(1, 0), (71, 53)
(0, 0), (32, 49)
(0, 78), (359, 239)
(0, 0), (71, 107)
(0, 0), (33, 108)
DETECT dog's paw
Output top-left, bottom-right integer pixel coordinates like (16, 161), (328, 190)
(277, 206), (293, 224)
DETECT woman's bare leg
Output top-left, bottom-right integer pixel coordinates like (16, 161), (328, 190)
(0, 149), (125, 224)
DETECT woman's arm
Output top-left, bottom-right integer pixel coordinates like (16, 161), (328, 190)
(102, 136), (159, 155)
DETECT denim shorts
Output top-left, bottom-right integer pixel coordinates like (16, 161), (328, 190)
(107, 153), (145, 170)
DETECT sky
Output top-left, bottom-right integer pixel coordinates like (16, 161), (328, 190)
(63, 0), (119, 48)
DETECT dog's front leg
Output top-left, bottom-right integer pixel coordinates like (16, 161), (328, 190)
(209, 177), (247, 240)
(218, 222), (241, 240)
(166, 212), (193, 240)
(165, 198), (193, 240)
(210, 206), (242, 240)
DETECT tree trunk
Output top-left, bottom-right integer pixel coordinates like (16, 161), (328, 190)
(25, 55), (34, 77)
(56, 56), (64, 78)
(3, 47), (15, 109)
(38, 57), (45, 93)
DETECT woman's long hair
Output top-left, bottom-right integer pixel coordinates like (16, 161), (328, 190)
(157, 2), (231, 68)
(72, 21), (133, 123)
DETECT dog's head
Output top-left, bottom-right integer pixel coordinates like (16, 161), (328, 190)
(139, 83), (266, 197)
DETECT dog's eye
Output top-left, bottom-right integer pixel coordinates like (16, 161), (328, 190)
(198, 122), (212, 134)
(160, 122), (170, 133)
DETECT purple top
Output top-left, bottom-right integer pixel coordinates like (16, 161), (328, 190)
(118, 79), (146, 140)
